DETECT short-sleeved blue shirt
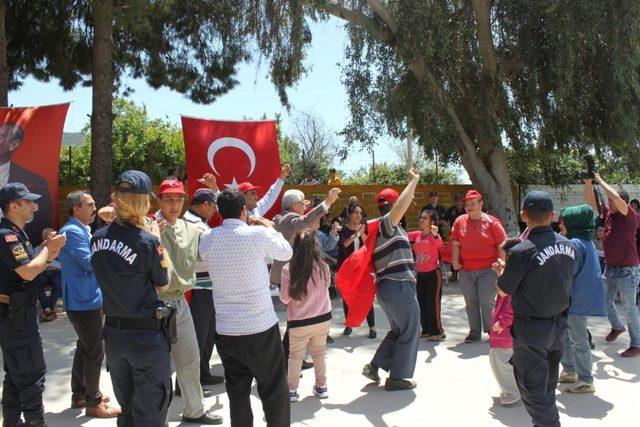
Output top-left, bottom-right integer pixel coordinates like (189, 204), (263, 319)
(90, 221), (169, 319)
(0, 218), (36, 297)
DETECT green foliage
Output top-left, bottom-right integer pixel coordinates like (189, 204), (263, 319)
(244, 0), (640, 216)
(345, 161), (460, 185)
(276, 112), (336, 184)
(60, 98), (184, 185)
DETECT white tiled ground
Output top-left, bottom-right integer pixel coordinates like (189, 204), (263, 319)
(1, 282), (638, 426)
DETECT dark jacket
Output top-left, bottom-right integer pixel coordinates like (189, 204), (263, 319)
(9, 162), (53, 245)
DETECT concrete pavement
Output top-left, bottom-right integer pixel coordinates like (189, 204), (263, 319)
(1, 282), (637, 426)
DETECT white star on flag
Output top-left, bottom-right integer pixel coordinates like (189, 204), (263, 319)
(224, 177), (240, 189)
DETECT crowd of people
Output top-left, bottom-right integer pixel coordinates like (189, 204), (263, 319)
(0, 161), (638, 427)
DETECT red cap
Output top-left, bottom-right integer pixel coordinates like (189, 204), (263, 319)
(463, 190), (483, 202)
(236, 182), (260, 193)
(376, 188), (399, 206)
(158, 179), (186, 196)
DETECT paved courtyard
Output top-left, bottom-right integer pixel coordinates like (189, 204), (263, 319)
(1, 282), (637, 426)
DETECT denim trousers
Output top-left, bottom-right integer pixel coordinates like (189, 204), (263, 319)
(560, 315), (593, 383)
(605, 265), (640, 347)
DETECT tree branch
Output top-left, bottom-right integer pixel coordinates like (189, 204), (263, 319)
(470, 0), (498, 76)
(314, 1), (395, 42)
(365, 0), (398, 34)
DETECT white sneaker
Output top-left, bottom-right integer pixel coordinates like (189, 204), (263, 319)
(289, 390), (299, 402)
(564, 380), (595, 394)
(313, 385), (328, 399)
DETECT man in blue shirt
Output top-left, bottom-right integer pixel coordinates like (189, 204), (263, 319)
(59, 190), (119, 418)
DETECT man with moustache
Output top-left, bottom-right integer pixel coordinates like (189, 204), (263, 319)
(59, 190), (120, 418)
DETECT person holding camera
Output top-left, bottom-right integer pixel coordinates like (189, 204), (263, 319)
(585, 174), (640, 358)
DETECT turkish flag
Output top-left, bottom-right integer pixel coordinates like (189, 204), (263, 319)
(0, 103), (69, 244)
(181, 117), (282, 222)
(336, 220), (381, 327)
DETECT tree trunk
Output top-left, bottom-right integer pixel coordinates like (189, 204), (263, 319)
(90, 0), (114, 206)
(0, 1), (9, 107)
(460, 145), (519, 235)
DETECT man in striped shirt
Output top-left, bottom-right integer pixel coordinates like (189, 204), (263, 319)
(362, 168), (422, 391)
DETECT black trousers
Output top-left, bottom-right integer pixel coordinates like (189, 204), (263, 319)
(0, 306), (46, 425)
(216, 324), (289, 427)
(510, 315), (566, 427)
(67, 308), (105, 406)
(416, 269), (444, 335)
(189, 289), (216, 381)
(342, 300), (375, 328)
(103, 326), (172, 427)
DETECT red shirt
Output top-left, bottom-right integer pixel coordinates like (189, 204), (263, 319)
(407, 231), (442, 272)
(603, 205), (640, 268)
(450, 213), (507, 270)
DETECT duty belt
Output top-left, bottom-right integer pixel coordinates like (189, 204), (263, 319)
(105, 316), (163, 330)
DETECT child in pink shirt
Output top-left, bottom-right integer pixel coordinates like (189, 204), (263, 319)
(489, 237), (521, 406)
(280, 231), (332, 402)
(408, 209), (445, 341)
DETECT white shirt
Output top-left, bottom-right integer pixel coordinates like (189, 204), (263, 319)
(199, 218), (292, 335)
(213, 178), (285, 218)
(249, 178), (284, 217)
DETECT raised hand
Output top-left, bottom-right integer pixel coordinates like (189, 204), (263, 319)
(408, 167), (420, 182)
(197, 173), (219, 191)
(326, 188), (341, 206)
(279, 164), (292, 180)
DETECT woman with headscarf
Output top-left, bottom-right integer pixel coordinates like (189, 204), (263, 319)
(558, 204), (606, 394)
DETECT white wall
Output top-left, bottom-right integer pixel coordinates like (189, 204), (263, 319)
(525, 184), (640, 217)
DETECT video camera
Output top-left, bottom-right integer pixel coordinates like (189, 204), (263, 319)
(577, 154), (598, 181)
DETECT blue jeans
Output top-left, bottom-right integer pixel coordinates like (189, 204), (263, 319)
(561, 315), (593, 383)
(605, 265), (640, 347)
(36, 270), (61, 311)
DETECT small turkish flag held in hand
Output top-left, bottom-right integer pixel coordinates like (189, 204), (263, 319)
(181, 117), (282, 221)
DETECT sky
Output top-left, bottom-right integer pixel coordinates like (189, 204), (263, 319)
(9, 17), (408, 176)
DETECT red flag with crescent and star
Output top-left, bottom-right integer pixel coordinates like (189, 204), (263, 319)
(181, 117), (282, 222)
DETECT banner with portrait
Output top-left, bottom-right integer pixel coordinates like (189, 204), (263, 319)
(0, 103), (69, 243)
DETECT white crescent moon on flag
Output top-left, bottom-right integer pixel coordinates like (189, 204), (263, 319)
(207, 137), (256, 178)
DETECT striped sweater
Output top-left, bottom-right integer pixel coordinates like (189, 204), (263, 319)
(372, 214), (416, 283)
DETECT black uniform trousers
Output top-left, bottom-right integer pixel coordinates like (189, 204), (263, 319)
(189, 288), (216, 381)
(216, 323), (289, 427)
(0, 305), (46, 426)
(416, 269), (444, 336)
(67, 308), (105, 406)
(103, 325), (172, 427)
(510, 315), (567, 427)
